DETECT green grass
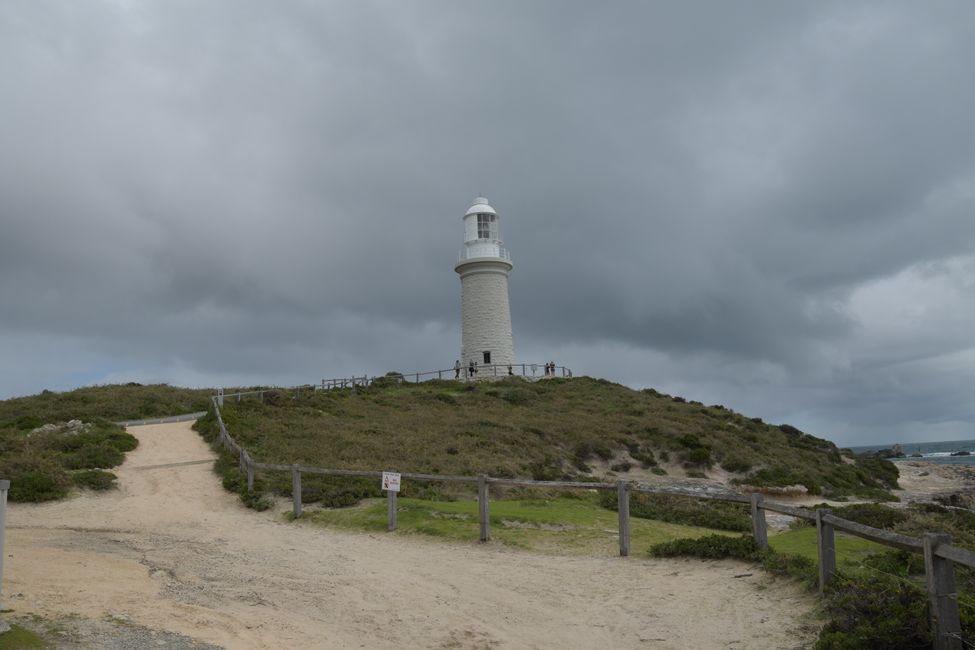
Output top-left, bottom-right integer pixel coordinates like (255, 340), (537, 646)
(302, 494), (737, 555)
(0, 624), (48, 649)
(770, 527), (889, 569)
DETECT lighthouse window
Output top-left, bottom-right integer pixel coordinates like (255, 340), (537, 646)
(477, 213), (497, 239)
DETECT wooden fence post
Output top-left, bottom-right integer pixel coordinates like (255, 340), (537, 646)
(387, 489), (397, 531)
(617, 480), (631, 557)
(750, 493), (768, 550)
(245, 452), (254, 492)
(1, 478), (9, 613)
(925, 533), (962, 650)
(292, 464), (302, 518)
(478, 475), (490, 542)
(816, 509), (836, 593)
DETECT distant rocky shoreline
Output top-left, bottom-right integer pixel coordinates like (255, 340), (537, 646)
(895, 460), (975, 509)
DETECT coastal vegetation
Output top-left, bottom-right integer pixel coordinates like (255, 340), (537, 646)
(0, 383), (212, 424)
(0, 380), (969, 647)
(0, 418), (137, 501)
(651, 502), (975, 649)
(0, 383), (211, 502)
(194, 376), (899, 507)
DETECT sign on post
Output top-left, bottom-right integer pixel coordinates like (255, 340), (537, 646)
(382, 472), (401, 492)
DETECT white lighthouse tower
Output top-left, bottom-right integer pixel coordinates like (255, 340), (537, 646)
(455, 196), (515, 371)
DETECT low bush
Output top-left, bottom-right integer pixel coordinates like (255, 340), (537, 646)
(720, 457), (752, 473)
(0, 457), (70, 502)
(828, 503), (909, 530)
(649, 534), (931, 649)
(816, 574), (930, 649)
(72, 469), (118, 490)
(599, 491), (750, 532)
(62, 443), (124, 470)
(649, 534), (760, 560)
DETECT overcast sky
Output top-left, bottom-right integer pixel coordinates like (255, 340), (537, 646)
(2, 1), (974, 446)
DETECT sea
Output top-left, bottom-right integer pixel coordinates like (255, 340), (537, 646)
(849, 439), (975, 466)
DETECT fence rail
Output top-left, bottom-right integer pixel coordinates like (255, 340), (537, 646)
(210, 389), (973, 650)
(117, 411), (208, 427)
(319, 363), (573, 389)
(209, 365), (575, 407)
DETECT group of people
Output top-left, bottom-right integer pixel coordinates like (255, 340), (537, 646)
(454, 359), (476, 379)
(451, 359), (559, 379)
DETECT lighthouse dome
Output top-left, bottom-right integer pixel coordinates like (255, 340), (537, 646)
(465, 197), (497, 217)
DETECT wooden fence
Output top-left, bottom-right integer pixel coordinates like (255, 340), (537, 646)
(210, 389), (973, 650)
(320, 363), (572, 389)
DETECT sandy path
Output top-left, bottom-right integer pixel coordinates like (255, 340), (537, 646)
(4, 421), (817, 649)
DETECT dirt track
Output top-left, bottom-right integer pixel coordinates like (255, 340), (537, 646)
(4, 421), (817, 648)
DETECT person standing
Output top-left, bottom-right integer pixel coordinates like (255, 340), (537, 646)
(454, 359), (461, 379)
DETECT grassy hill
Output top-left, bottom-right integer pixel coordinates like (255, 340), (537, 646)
(0, 383), (213, 426)
(0, 378), (897, 505)
(194, 376), (898, 505)
(0, 383), (214, 501)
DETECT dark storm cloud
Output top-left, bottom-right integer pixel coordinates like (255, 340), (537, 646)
(1, 1), (974, 445)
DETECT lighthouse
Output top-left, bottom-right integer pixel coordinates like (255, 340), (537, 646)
(455, 196), (515, 371)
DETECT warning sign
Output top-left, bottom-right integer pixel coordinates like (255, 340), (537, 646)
(382, 472), (401, 492)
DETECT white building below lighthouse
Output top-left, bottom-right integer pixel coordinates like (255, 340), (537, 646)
(455, 196), (515, 370)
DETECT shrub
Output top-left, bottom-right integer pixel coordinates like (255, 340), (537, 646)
(760, 552), (817, 584)
(573, 440), (613, 463)
(816, 574), (930, 649)
(369, 372), (405, 389)
(829, 503), (908, 530)
(685, 447), (712, 466)
(721, 457), (752, 473)
(72, 469), (117, 490)
(676, 433), (703, 449)
(104, 429), (138, 452)
(262, 389), (292, 406)
(12, 414), (43, 431)
(853, 455), (900, 490)
(527, 455), (563, 481)
(62, 443), (124, 469)
(649, 534), (760, 560)
(600, 491), (750, 532)
(1, 457), (70, 502)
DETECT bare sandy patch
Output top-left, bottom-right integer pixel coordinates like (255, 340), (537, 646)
(4, 421), (818, 649)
